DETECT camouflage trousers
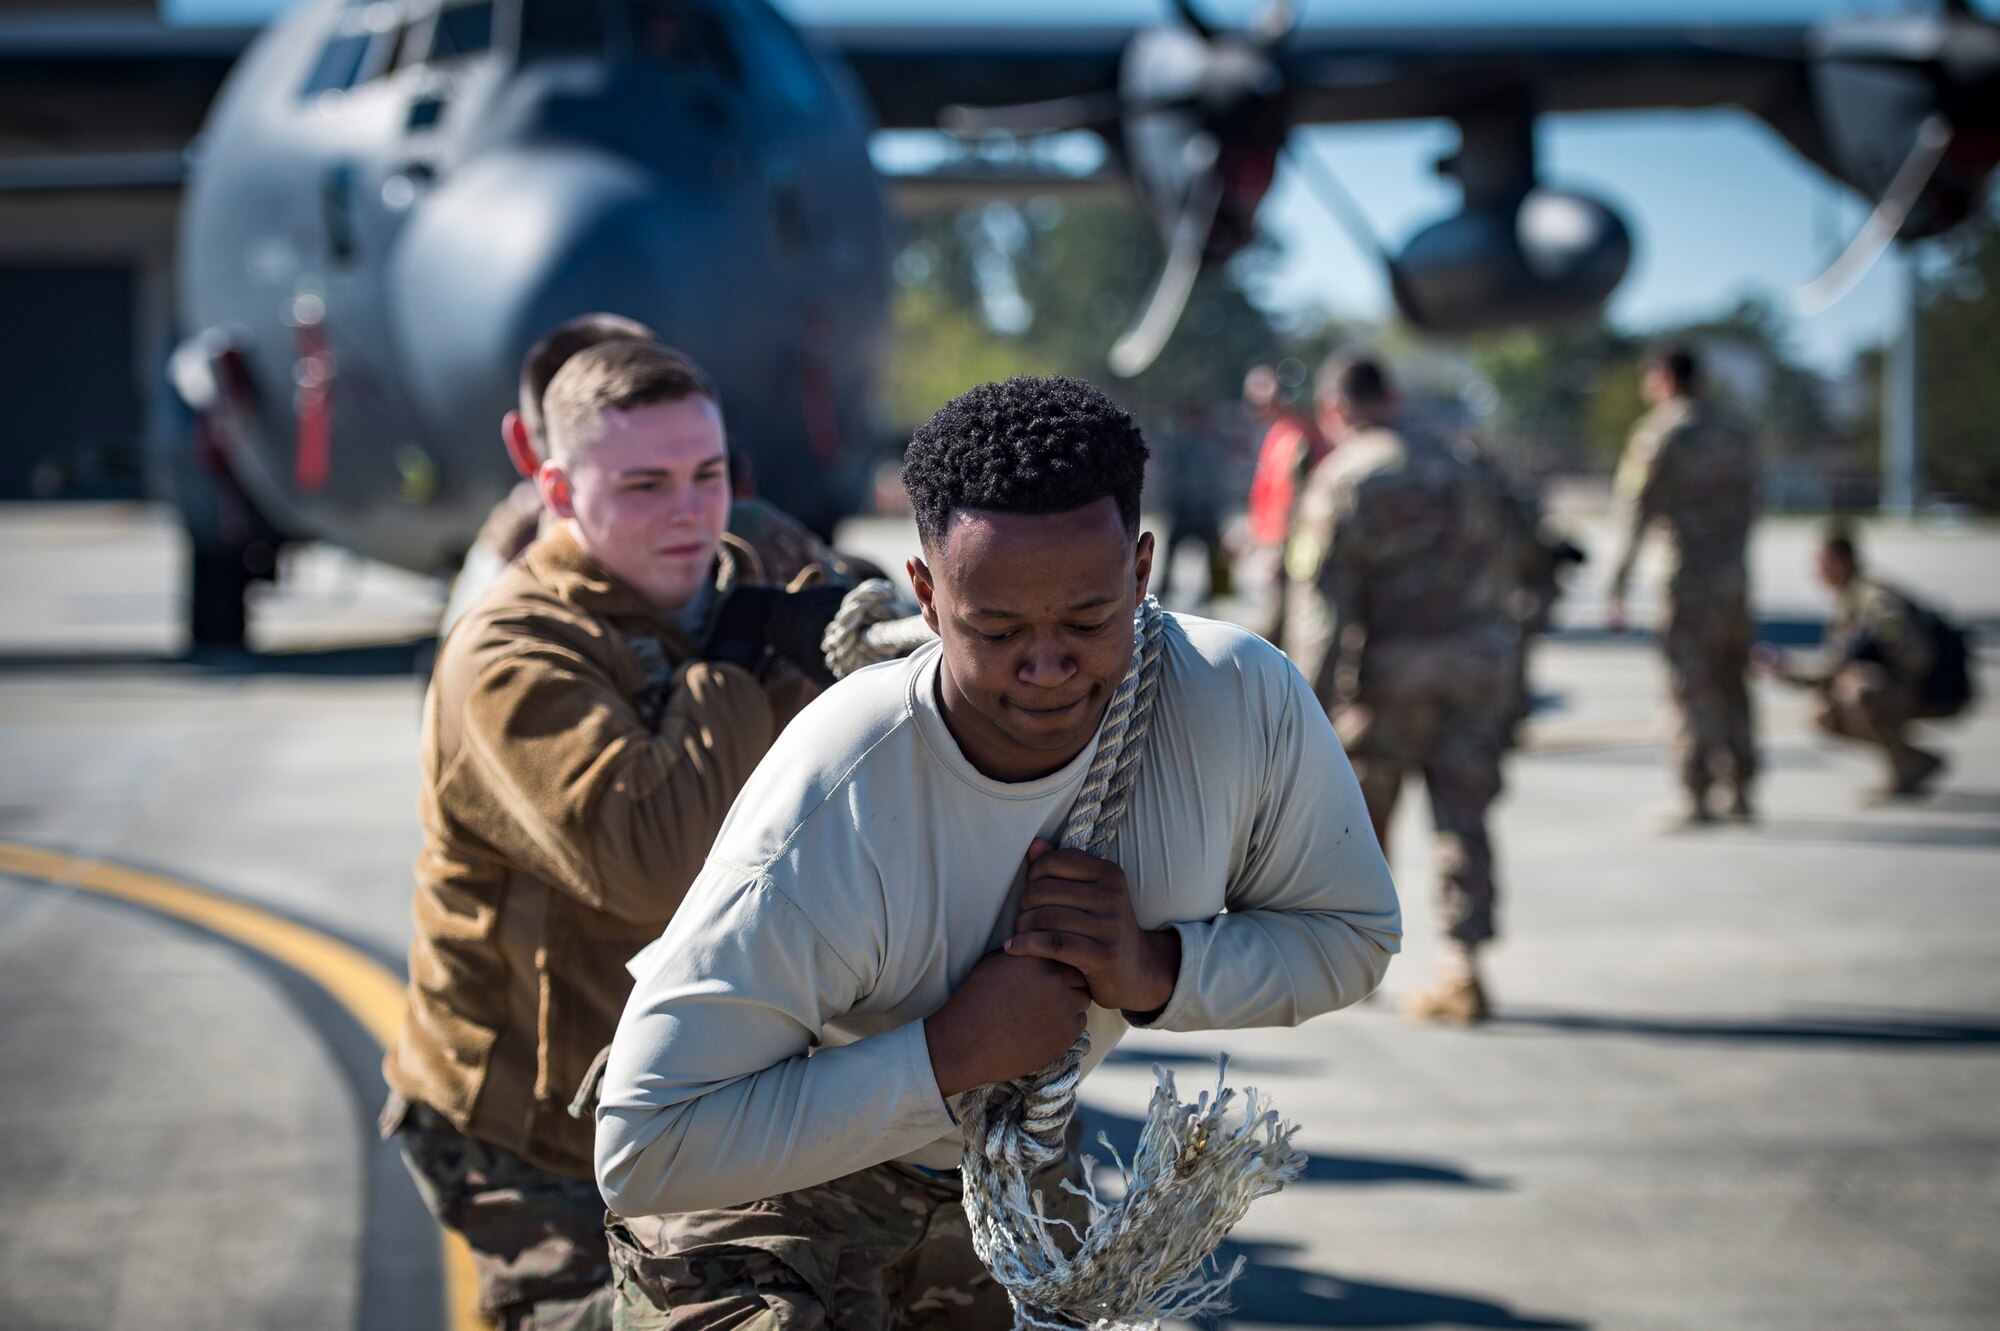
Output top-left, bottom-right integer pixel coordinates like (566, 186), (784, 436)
(1813, 662), (1936, 782)
(1663, 593), (1758, 800)
(607, 1154), (1087, 1330)
(384, 1094), (615, 1331)
(1342, 675), (1510, 948)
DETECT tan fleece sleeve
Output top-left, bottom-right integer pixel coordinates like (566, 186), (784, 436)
(459, 647), (776, 926)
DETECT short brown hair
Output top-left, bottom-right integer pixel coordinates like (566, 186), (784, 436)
(517, 313), (657, 460)
(1645, 341), (1700, 393)
(542, 340), (719, 463)
(1316, 351), (1394, 412)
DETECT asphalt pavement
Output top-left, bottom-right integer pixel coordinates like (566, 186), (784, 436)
(0, 501), (1994, 1331)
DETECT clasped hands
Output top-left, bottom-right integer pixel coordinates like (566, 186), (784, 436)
(924, 839), (1182, 1100)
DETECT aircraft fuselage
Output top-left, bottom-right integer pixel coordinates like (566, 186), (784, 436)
(179, 0), (890, 573)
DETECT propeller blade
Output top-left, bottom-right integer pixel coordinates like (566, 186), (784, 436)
(1282, 140), (1393, 265)
(1108, 164), (1225, 377)
(1796, 115), (1953, 316)
(940, 90), (1128, 135)
(1169, 0), (1217, 41)
(1253, 0), (1300, 49)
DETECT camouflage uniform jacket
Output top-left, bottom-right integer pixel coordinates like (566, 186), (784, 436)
(385, 526), (815, 1180)
(1610, 396), (1759, 604)
(1804, 576), (1937, 687)
(1282, 418), (1515, 709)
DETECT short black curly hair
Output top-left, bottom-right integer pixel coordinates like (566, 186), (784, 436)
(902, 376), (1150, 547)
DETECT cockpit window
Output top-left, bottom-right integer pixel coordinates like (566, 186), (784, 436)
(298, 1), (405, 97)
(302, 33), (373, 95)
(427, 1), (495, 63)
(628, 0), (742, 85)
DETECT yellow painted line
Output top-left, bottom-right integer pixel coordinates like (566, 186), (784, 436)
(0, 839), (488, 1331)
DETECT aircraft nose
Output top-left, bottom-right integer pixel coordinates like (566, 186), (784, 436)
(384, 145), (700, 439)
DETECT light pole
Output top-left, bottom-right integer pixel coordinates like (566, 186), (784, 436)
(1882, 247), (1924, 517)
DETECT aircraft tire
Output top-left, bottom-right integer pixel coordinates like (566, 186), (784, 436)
(188, 542), (250, 651)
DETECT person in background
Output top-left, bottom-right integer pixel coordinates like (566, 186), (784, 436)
(1155, 399), (1232, 608)
(1284, 353), (1513, 1025)
(1757, 530), (1970, 799)
(1606, 343), (1761, 826)
(1242, 364), (1328, 641)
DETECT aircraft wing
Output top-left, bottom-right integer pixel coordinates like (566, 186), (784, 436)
(1, 15), (1821, 155)
(808, 24), (1129, 130)
(0, 15), (1837, 192)
(1273, 22), (1814, 121)
(813, 20), (1830, 167)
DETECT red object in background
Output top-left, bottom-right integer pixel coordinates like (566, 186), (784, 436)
(293, 322), (335, 493)
(1246, 415), (1327, 546)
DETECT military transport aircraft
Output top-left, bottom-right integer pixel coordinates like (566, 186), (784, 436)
(9, 0), (1997, 645)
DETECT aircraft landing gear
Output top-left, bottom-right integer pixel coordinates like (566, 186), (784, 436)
(187, 541), (252, 650)
(169, 410), (282, 655)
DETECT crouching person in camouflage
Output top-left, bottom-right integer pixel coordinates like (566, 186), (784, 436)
(1758, 530), (1969, 799)
(382, 341), (850, 1329)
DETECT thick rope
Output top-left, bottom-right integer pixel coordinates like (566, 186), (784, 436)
(821, 579), (935, 679)
(956, 597), (1306, 1331)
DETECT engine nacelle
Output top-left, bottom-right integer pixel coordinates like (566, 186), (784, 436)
(1390, 188), (1632, 336)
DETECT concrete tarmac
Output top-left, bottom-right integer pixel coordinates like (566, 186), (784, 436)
(0, 502), (1995, 1331)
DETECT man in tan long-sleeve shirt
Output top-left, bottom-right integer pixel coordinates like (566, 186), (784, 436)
(383, 341), (843, 1330)
(596, 376), (1401, 1329)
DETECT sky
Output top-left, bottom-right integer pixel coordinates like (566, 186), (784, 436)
(167, 0), (1988, 373)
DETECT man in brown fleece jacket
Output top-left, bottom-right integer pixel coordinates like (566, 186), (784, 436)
(381, 339), (839, 1330)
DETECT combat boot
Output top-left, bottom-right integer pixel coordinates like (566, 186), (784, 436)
(1657, 788), (1718, 832)
(1405, 974), (1489, 1024)
(1869, 749), (1946, 803)
(1405, 944), (1490, 1025)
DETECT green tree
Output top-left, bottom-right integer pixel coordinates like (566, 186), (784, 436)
(1470, 324), (1640, 471)
(882, 198), (1317, 437)
(1917, 206), (2000, 508)
(1468, 294), (1841, 477)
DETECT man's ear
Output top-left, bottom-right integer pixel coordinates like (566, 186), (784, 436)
(536, 459), (576, 520)
(502, 411), (539, 480)
(908, 554), (940, 633)
(1133, 531), (1155, 601)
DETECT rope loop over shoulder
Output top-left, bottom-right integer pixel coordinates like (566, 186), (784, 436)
(821, 578), (936, 679)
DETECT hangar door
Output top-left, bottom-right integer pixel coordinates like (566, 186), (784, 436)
(0, 266), (144, 500)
